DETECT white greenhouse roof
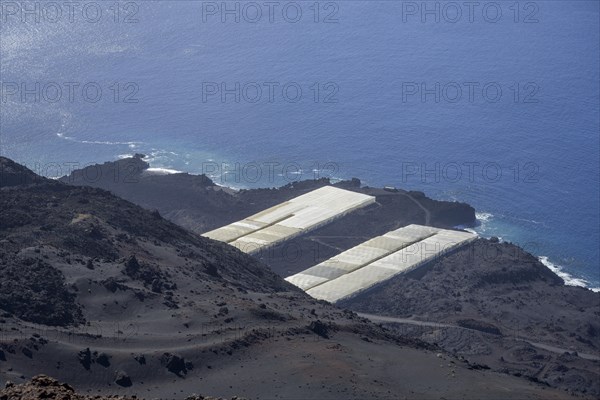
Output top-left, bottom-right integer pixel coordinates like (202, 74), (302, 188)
(285, 224), (476, 302)
(202, 186), (375, 254)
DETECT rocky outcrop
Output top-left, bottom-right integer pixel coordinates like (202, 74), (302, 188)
(0, 157), (47, 188)
(0, 258), (83, 326)
(114, 371), (132, 387)
(161, 353), (192, 377)
(0, 375), (136, 400)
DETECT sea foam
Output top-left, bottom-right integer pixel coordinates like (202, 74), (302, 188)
(539, 256), (599, 292)
(144, 167), (183, 175)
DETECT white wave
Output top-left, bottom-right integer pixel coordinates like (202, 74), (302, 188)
(277, 170), (304, 176)
(144, 167), (183, 175)
(538, 256), (596, 290)
(472, 211), (597, 291)
(143, 150), (179, 164)
(212, 181), (241, 191)
(473, 212), (496, 235)
(56, 130), (142, 147)
(79, 140), (141, 146)
(53, 112), (75, 140)
(476, 212), (494, 222)
(56, 132), (73, 140)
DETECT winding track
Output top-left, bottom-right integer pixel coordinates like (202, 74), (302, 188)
(357, 312), (600, 361)
(404, 193), (432, 225)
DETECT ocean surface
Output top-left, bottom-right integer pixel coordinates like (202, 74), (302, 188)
(1, 1), (598, 288)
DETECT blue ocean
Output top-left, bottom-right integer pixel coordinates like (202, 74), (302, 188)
(1, 1), (598, 288)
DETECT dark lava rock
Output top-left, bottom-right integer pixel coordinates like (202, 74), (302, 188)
(151, 279), (163, 293)
(554, 364), (569, 373)
(124, 255), (141, 276)
(161, 353), (189, 377)
(21, 347), (33, 359)
(96, 352), (111, 367)
(114, 371), (132, 387)
(28, 375), (72, 390)
(102, 278), (126, 293)
(205, 262), (221, 278)
(468, 363), (491, 370)
(78, 348), (92, 370)
(134, 354), (146, 365)
(123, 256), (173, 294)
(0, 259), (83, 327)
(309, 320), (329, 338)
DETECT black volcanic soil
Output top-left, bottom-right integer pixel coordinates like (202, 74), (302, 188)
(0, 156), (581, 399)
(58, 156), (600, 397)
(0, 158), (46, 188)
(340, 239), (600, 397)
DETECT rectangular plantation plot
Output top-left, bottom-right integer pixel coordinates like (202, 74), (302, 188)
(333, 246), (389, 268)
(306, 265), (398, 303)
(369, 245), (427, 272)
(286, 225), (477, 302)
(416, 230), (476, 257)
(285, 273), (332, 291)
(203, 220), (269, 243)
(383, 224), (439, 241)
(248, 201), (302, 224)
(284, 224), (440, 291)
(202, 186), (375, 254)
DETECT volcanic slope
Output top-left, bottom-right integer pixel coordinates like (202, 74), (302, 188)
(340, 238), (600, 397)
(0, 157), (577, 399)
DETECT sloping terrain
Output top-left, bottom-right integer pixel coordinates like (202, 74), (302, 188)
(0, 157), (579, 399)
(57, 156), (600, 397)
(340, 239), (600, 397)
(0, 158), (45, 188)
